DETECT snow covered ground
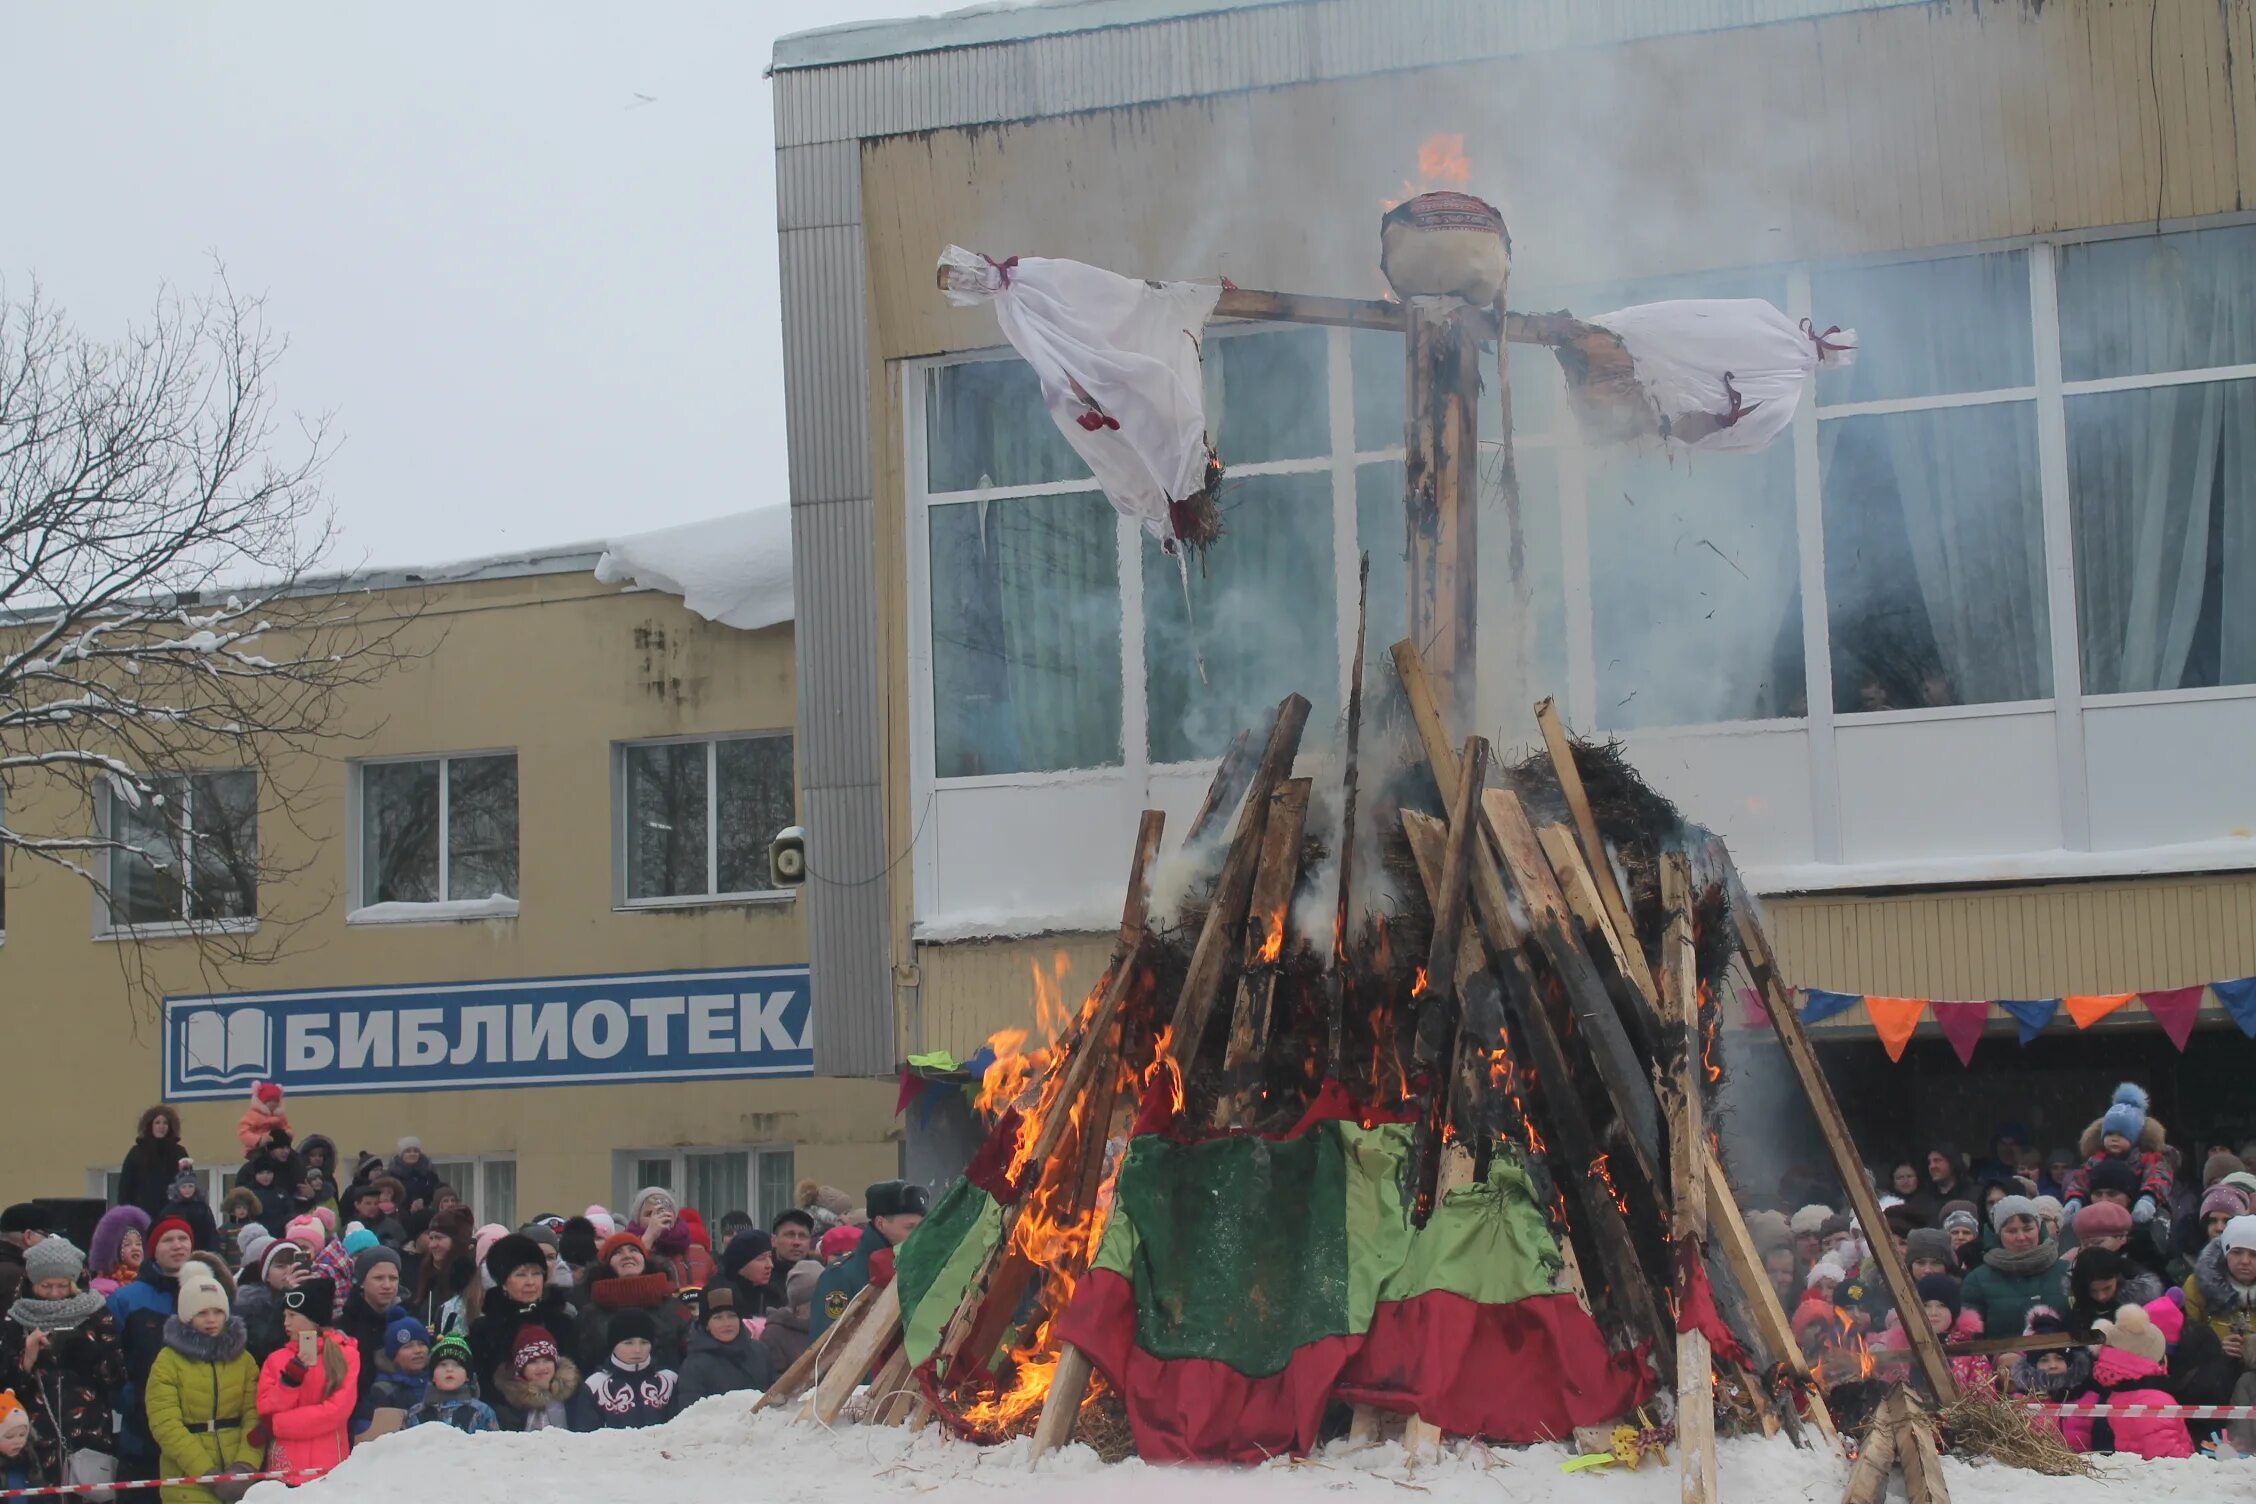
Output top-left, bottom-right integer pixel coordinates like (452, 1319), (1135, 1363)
(263, 1397), (2249, 1503)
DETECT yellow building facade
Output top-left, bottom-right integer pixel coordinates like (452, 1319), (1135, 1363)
(0, 550), (899, 1220)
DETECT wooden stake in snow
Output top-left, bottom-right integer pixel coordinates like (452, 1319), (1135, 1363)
(1662, 854), (1717, 1504)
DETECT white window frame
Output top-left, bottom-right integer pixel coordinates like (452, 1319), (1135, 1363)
(94, 769), (260, 940)
(422, 1152), (518, 1227)
(611, 1144), (798, 1227)
(346, 748), (521, 920)
(612, 731), (796, 910)
(906, 213), (2256, 890)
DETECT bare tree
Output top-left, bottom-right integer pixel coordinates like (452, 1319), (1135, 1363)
(0, 274), (417, 988)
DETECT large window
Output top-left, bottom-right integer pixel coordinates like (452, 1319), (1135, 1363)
(425, 1155), (517, 1228)
(618, 733), (795, 903)
(615, 1145), (797, 1229)
(357, 753), (519, 907)
(104, 771), (258, 930)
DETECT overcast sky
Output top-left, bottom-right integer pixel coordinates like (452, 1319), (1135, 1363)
(5, 2), (916, 570)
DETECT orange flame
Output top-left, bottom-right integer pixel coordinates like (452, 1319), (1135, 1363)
(1411, 966), (1430, 997)
(1592, 1153), (1630, 1217)
(1382, 132), (1476, 210)
(1698, 980), (1722, 1084)
(1256, 918), (1285, 966)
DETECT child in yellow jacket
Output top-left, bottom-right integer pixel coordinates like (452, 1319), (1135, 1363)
(143, 1265), (262, 1504)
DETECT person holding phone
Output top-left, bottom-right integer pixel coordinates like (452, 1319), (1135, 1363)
(254, 1278), (359, 1482)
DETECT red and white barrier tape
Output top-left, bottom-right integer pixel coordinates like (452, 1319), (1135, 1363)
(0, 1466), (329, 1498)
(2022, 1400), (2256, 1421)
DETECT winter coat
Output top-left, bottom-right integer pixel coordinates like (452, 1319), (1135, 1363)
(676, 1321), (774, 1407)
(1959, 1251), (2070, 1341)
(256, 1330), (360, 1477)
(235, 1284), (289, 1365)
(810, 1224), (889, 1340)
(232, 1165), (296, 1238)
(405, 1257), (475, 1332)
(0, 1294), (127, 1476)
(2058, 1345), (2194, 1459)
(762, 1303), (813, 1374)
(2181, 1239), (2256, 1347)
(467, 1292), (578, 1400)
(336, 1293), (403, 1405)
(387, 1156), (441, 1214)
(89, 1206), (150, 1298)
(2062, 1134), (2173, 1213)
(650, 1234), (717, 1293)
(234, 1105), (289, 1158)
(297, 1137), (340, 1186)
(1876, 1308), (1996, 1394)
(108, 1261), (183, 1460)
(575, 1273), (692, 1375)
(405, 1388), (498, 1434)
(489, 1356), (581, 1432)
(158, 1196), (221, 1257)
(359, 1360), (430, 1439)
(569, 1354), (679, 1431)
(120, 1122), (189, 1221)
(144, 1316), (262, 1504)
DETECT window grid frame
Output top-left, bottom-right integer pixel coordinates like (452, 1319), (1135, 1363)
(907, 214), (2256, 902)
(347, 748), (520, 915)
(609, 1143), (797, 1228)
(612, 730), (797, 911)
(97, 769), (260, 938)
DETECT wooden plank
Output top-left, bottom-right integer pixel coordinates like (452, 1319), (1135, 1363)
(811, 1281), (904, 1425)
(1186, 727), (1257, 845)
(755, 1283), (874, 1411)
(1724, 858), (1960, 1406)
(1663, 856), (1716, 1504)
(1028, 1343), (1094, 1461)
(1326, 554), (1372, 1072)
(1415, 737), (1491, 1070)
(1168, 694), (1312, 1057)
(1347, 1405), (1384, 1448)
(1406, 305), (1481, 722)
(1224, 778), (1313, 1079)
(1840, 1399), (1898, 1504)
(1403, 1415), (1443, 1462)
(864, 1340), (913, 1425)
(1533, 697), (1661, 1015)
(1897, 1395), (1952, 1504)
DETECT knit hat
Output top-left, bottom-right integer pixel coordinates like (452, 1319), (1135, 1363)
(177, 1264), (230, 1324)
(309, 1206), (338, 1238)
(1905, 1228), (1952, 1267)
(1941, 1208), (1979, 1236)
(2203, 1150), (2246, 1188)
(628, 1187), (677, 1224)
(236, 1226), (275, 1273)
(2147, 1295), (2186, 1346)
(819, 1225), (862, 1258)
(285, 1216), (326, 1255)
(24, 1236), (85, 1286)
(384, 1312), (432, 1357)
(607, 1307), (657, 1347)
(1914, 1273), (1961, 1319)
(700, 1285), (739, 1326)
(2025, 1305), (2069, 1338)
(2075, 1200), (2133, 1240)
(2030, 1195), (2065, 1226)
(2087, 1159), (2141, 1199)
(584, 1206), (618, 1239)
(2094, 1303), (2166, 1364)
(722, 1229), (773, 1276)
(2200, 1185), (2251, 1222)
(431, 1332), (473, 1373)
(2076, 1246), (2127, 1288)
(284, 1277), (335, 1327)
(558, 1217), (599, 1267)
(171, 1164), (201, 1198)
(1806, 1255), (1847, 1289)
(597, 1231), (647, 1270)
(397, 1137), (422, 1154)
(0, 1393), (27, 1442)
(511, 1326), (559, 1376)
(252, 1081), (284, 1108)
(1745, 1208), (1791, 1250)
(2222, 1215), (2256, 1255)
(786, 1258), (822, 1311)
(343, 1227), (379, 1257)
(482, 1232), (548, 1288)
(2100, 1083), (2149, 1144)
(149, 1217), (195, 1250)
(257, 1243), (302, 1283)
(354, 1246), (401, 1283)
(1990, 1194), (2040, 1233)
(2224, 1172), (2256, 1200)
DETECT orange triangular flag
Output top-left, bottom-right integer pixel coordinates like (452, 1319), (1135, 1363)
(2065, 993), (2135, 1029)
(1865, 995), (1926, 1062)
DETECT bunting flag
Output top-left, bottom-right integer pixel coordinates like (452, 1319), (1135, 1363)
(1738, 986), (1771, 1029)
(1931, 1001), (1990, 1067)
(2065, 993), (2136, 1030)
(2217, 978), (2256, 1038)
(1863, 996), (1926, 1062)
(1801, 989), (1863, 1024)
(1998, 998), (2062, 1045)
(2141, 986), (2204, 1051)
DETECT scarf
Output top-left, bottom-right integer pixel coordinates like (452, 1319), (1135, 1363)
(590, 1273), (673, 1312)
(1984, 1238), (2059, 1279)
(650, 1222), (691, 1257)
(9, 1291), (107, 1331)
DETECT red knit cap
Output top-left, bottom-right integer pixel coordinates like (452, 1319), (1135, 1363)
(511, 1325), (559, 1375)
(148, 1217), (195, 1249)
(597, 1231), (647, 1269)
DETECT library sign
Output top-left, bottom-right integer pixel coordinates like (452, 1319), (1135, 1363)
(162, 966), (814, 1100)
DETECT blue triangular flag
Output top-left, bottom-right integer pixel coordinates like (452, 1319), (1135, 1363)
(2214, 978), (2256, 1038)
(1801, 989), (1862, 1024)
(1997, 998), (2061, 1045)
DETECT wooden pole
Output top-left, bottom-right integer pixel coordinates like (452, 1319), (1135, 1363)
(810, 1282), (905, 1425)
(1895, 1392), (1952, 1504)
(1722, 859), (1960, 1406)
(1839, 1396), (1899, 1504)
(1663, 855), (1717, 1504)
(1029, 1344), (1094, 1461)
(1534, 698), (1659, 1004)
(1404, 305), (1480, 725)
(756, 1283), (875, 1411)
(1326, 554), (1371, 1074)
(1701, 1153), (1840, 1447)
(1221, 777), (1312, 1123)
(1186, 725), (1259, 844)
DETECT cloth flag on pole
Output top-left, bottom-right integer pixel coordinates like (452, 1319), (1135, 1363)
(1998, 998), (2061, 1044)
(1053, 1106), (1650, 1461)
(1738, 985), (1771, 1029)
(1863, 996), (1925, 1062)
(2216, 978), (2256, 1038)
(2141, 987), (2204, 1051)
(1801, 989), (1862, 1024)
(2065, 993), (2136, 1030)
(1931, 1001), (1990, 1068)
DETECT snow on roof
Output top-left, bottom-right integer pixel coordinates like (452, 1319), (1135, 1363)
(593, 504), (794, 633)
(772, 0), (1275, 71)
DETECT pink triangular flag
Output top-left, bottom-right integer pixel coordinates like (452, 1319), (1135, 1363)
(2142, 986), (2203, 1052)
(1932, 1001), (1989, 1068)
(1738, 985), (1771, 1029)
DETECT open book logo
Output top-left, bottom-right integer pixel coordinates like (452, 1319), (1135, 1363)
(177, 1008), (272, 1085)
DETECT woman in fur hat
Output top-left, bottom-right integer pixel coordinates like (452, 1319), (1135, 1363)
(467, 1234), (578, 1391)
(143, 1263), (261, 1503)
(119, 1107), (190, 1221)
(1, 1237), (126, 1490)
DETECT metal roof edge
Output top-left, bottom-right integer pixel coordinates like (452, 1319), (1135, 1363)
(772, 0), (1287, 71)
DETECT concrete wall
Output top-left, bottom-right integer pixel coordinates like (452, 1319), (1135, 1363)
(0, 568), (899, 1215)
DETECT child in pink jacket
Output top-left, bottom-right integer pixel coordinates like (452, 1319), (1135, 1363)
(256, 1277), (361, 1480)
(236, 1082), (291, 1157)
(2058, 1303), (2193, 1459)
